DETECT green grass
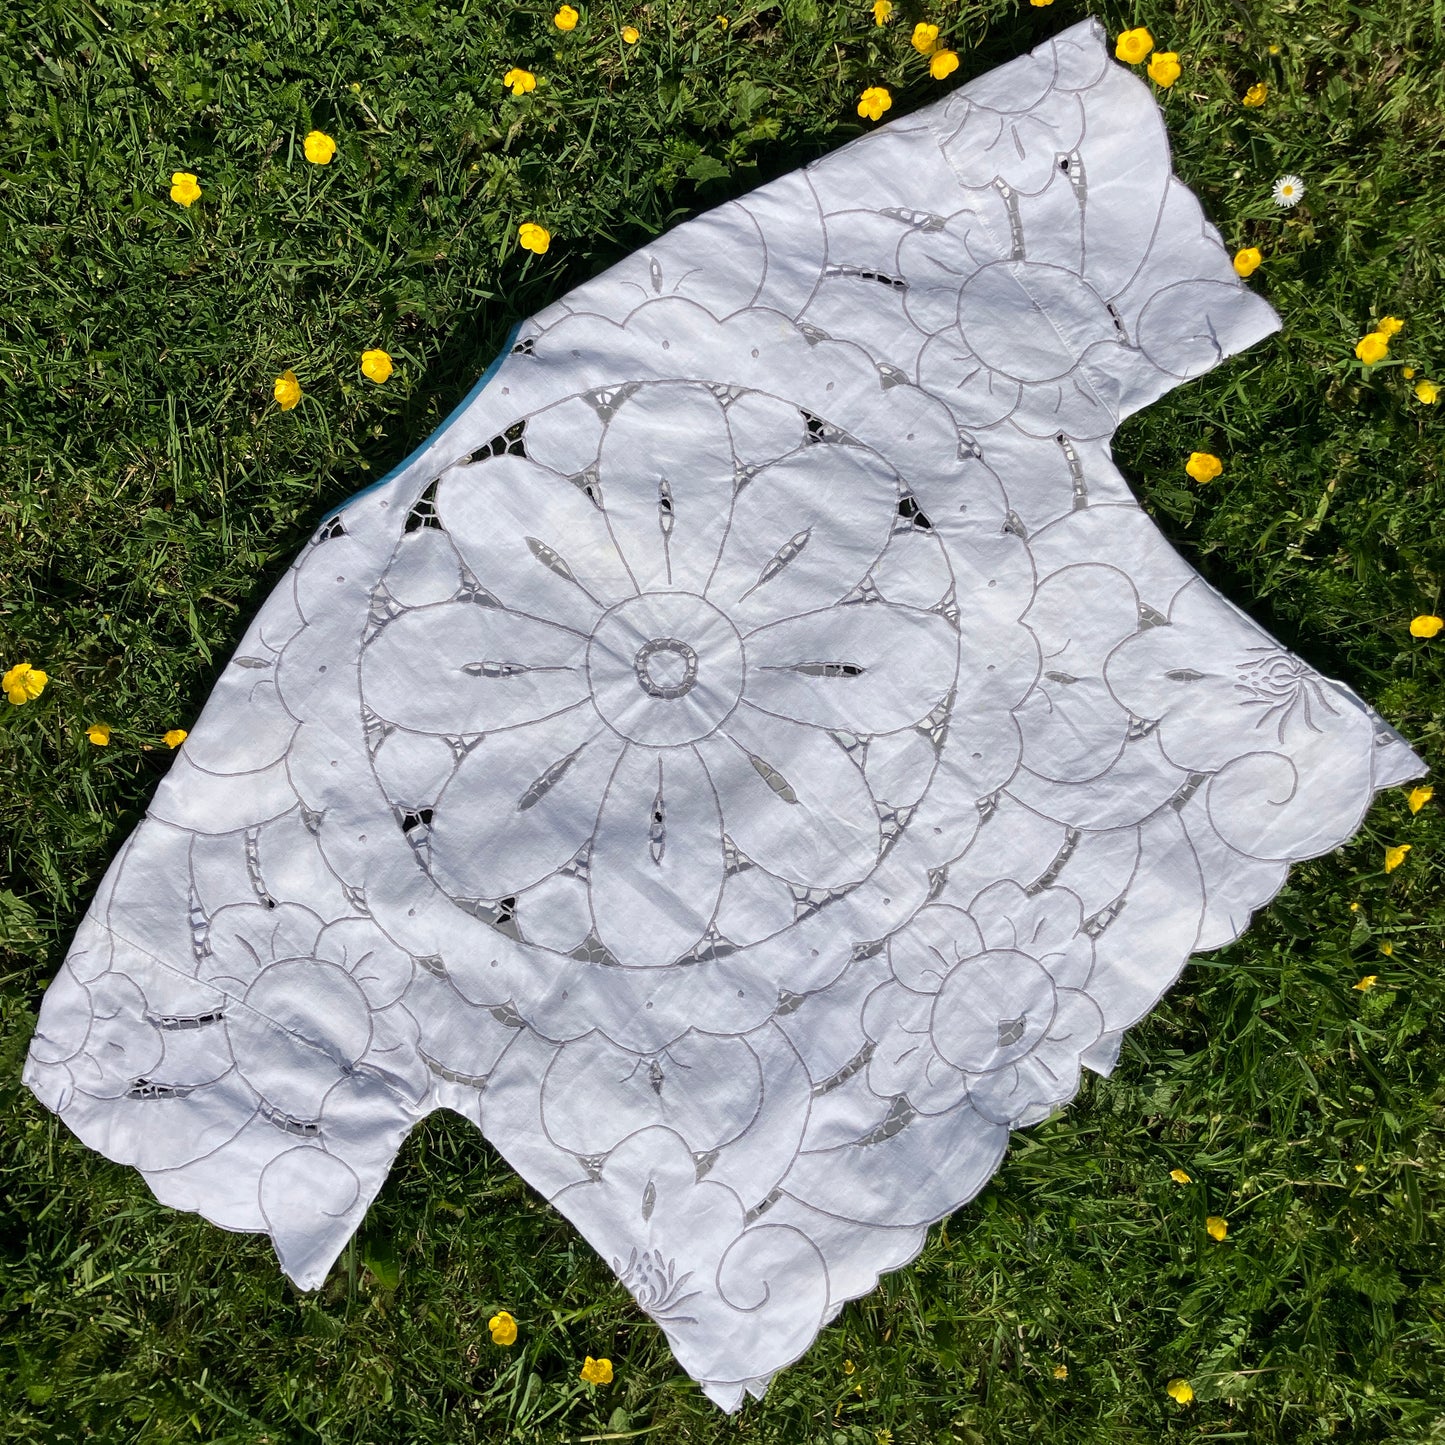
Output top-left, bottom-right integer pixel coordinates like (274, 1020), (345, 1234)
(2, 0), (1443, 1439)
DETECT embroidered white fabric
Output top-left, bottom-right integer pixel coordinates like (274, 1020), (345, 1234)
(25, 18), (1425, 1410)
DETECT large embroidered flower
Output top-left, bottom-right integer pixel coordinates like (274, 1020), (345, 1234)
(359, 381), (963, 970)
(863, 883), (1103, 1126)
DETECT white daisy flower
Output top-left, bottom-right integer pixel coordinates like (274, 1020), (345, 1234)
(1272, 174), (1305, 208)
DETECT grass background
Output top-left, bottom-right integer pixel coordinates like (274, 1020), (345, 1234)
(2, 0), (1443, 1439)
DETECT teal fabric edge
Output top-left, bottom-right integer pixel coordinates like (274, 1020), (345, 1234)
(328, 315), (528, 515)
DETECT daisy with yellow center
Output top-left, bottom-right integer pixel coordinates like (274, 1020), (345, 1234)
(303, 130), (337, 165)
(911, 21), (939, 54)
(930, 49), (959, 80)
(503, 67), (536, 94)
(4, 662), (48, 705)
(1185, 452), (1223, 483)
(518, 222), (551, 254)
(1115, 28), (1154, 65)
(361, 349), (393, 383)
(274, 370), (302, 410)
(1272, 174), (1304, 207)
(169, 171), (201, 207)
(1232, 247), (1262, 278)
(554, 4), (579, 31)
(86, 722), (111, 746)
(1147, 51), (1181, 88)
(1242, 82), (1267, 106)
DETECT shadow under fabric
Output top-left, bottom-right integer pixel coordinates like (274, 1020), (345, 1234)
(24, 17), (1425, 1411)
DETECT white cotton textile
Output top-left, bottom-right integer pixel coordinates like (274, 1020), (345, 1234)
(25, 18), (1425, 1409)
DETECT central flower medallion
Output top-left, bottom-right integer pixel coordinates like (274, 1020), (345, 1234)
(587, 591), (744, 744)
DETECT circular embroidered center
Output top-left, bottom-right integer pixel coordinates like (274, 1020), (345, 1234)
(587, 591), (745, 747)
(634, 637), (699, 699)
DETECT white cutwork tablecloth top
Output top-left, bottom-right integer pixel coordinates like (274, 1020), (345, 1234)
(25, 18), (1424, 1409)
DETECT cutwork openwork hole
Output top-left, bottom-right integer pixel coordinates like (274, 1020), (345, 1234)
(633, 637), (700, 699)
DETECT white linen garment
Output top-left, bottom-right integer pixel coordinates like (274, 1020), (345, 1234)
(25, 18), (1425, 1409)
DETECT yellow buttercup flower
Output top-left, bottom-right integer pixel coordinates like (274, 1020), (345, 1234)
(4, 662), (48, 705)
(1379, 941), (1394, 957)
(1170, 1168), (1192, 1184)
(1242, 82), (1268, 106)
(579, 1355), (613, 1385)
(273, 370), (302, 410)
(86, 722), (111, 746)
(1377, 316), (1404, 337)
(303, 130), (337, 165)
(164, 728), (188, 748)
(1354, 974), (1377, 991)
(1233, 247), (1262, 278)
(1406, 785), (1433, 814)
(1031, 0), (1055, 7)
(1349, 900), (1360, 911)
(169, 171), (201, 207)
(1383, 843), (1411, 872)
(716, 14), (728, 28)
(361, 349), (393, 383)
(554, 4), (579, 31)
(1147, 51), (1181, 88)
(930, 49), (959, 81)
(1402, 366), (1416, 379)
(488, 1311), (518, 1346)
(1410, 615), (1443, 638)
(1355, 332), (1389, 365)
(857, 86), (892, 122)
(911, 21), (940, 55)
(621, 25), (640, 43)
(843, 1359), (856, 1375)
(1185, 452), (1223, 484)
(1115, 27), (1154, 65)
(1166, 1379), (1195, 1405)
(1415, 379), (1441, 404)
(518, 221), (551, 254)
(503, 67), (536, 95)
(1053, 1364), (1068, 1379)
(1205, 1216), (1228, 1241)
(872, 0), (892, 23)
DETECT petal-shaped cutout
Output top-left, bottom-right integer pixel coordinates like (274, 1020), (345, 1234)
(598, 384), (736, 593)
(435, 456), (636, 631)
(699, 707), (880, 890)
(590, 745), (725, 968)
(745, 602), (958, 735)
(428, 710), (623, 899)
(707, 445), (899, 630)
(362, 601), (587, 735)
